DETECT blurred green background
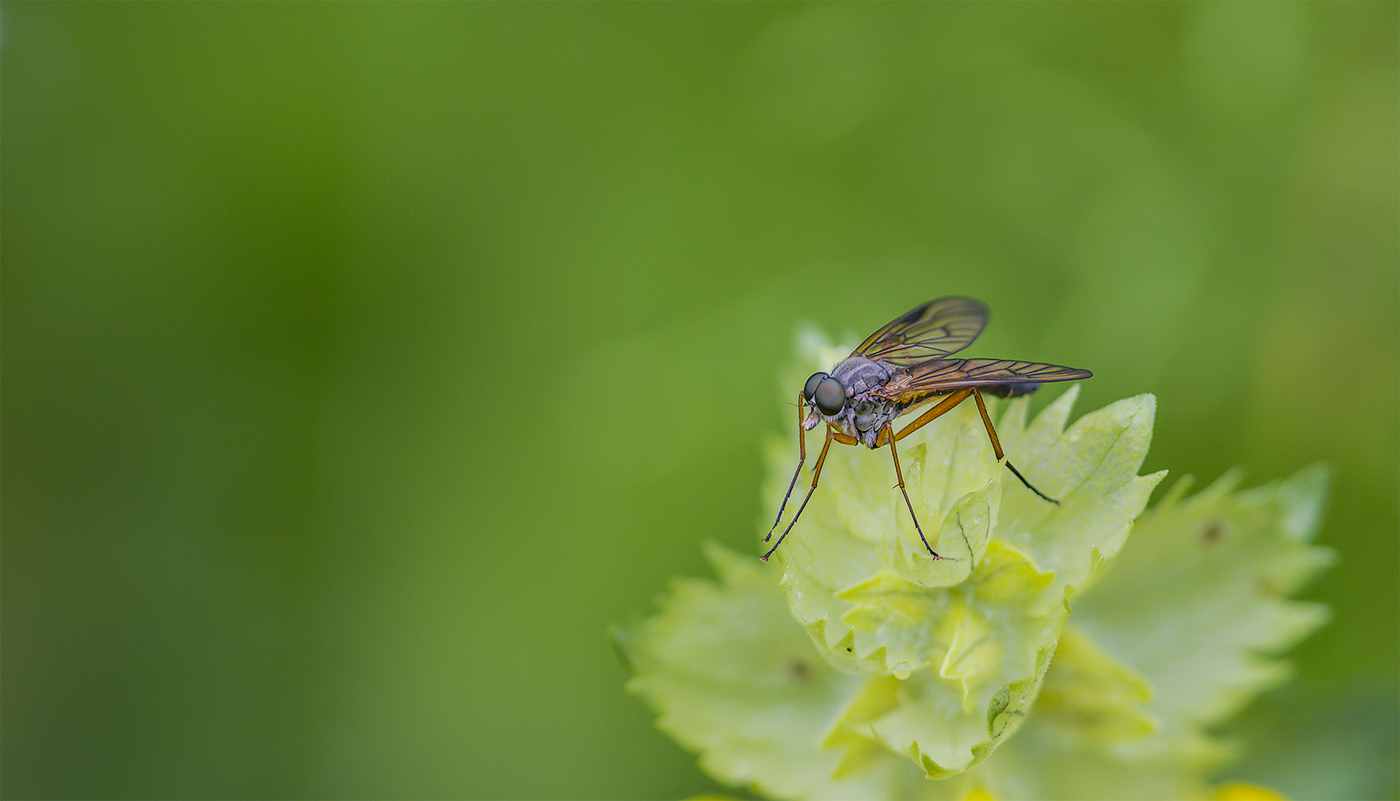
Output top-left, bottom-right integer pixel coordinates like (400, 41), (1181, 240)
(3, 3), (1395, 799)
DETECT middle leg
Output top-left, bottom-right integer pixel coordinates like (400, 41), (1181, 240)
(880, 422), (940, 559)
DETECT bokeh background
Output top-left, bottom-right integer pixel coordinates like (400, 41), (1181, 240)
(3, 4), (1395, 799)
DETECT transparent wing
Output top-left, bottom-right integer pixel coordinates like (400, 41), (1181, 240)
(902, 358), (1093, 392)
(852, 296), (989, 366)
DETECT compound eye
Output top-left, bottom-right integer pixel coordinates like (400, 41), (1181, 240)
(813, 377), (846, 416)
(803, 372), (828, 401)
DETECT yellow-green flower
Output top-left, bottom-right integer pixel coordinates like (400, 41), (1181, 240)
(618, 331), (1330, 800)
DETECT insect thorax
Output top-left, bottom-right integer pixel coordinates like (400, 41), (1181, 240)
(829, 357), (900, 447)
(830, 357), (896, 395)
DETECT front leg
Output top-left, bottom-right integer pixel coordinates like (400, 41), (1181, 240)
(762, 425), (857, 562)
(765, 392), (810, 542)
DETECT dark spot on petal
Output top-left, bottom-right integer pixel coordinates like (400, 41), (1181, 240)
(788, 659), (810, 682)
(1202, 520), (1225, 544)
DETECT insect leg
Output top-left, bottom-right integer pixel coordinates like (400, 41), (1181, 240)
(971, 388), (1059, 504)
(761, 428), (852, 562)
(881, 422), (940, 559)
(764, 392), (810, 542)
(891, 388), (973, 442)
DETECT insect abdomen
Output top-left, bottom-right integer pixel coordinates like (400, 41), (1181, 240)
(982, 382), (1040, 398)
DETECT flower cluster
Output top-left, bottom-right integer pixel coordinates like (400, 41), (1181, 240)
(618, 333), (1331, 800)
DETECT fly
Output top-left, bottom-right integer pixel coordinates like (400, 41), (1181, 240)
(762, 296), (1091, 562)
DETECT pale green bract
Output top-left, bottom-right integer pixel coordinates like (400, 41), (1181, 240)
(617, 330), (1331, 801)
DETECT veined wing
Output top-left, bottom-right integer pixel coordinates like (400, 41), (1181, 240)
(853, 296), (988, 366)
(901, 358), (1093, 393)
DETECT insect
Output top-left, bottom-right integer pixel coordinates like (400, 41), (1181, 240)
(762, 296), (1091, 562)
